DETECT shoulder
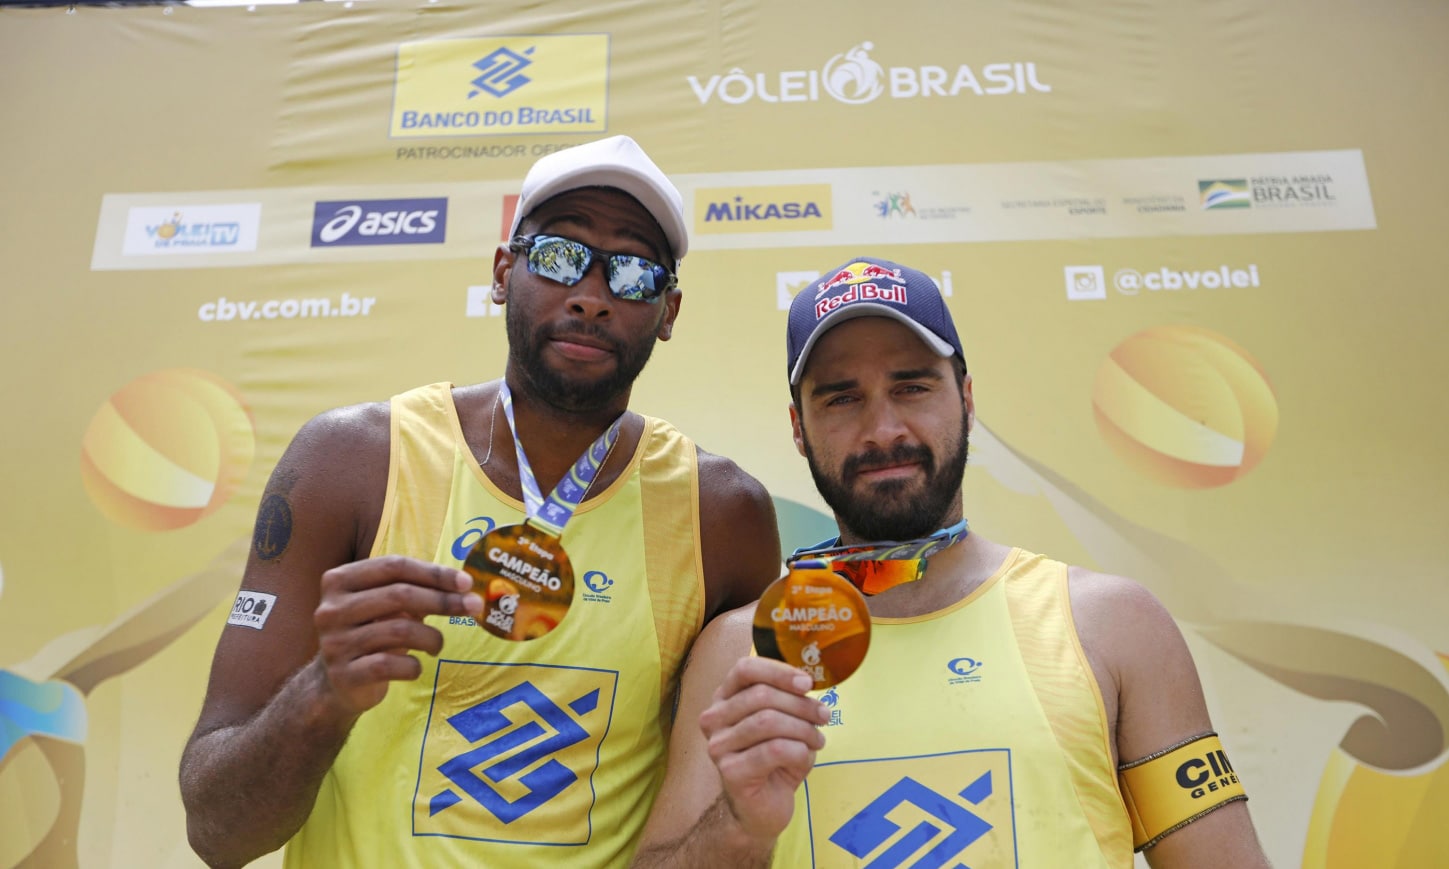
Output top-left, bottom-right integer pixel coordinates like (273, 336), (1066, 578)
(1067, 567), (1183, 666)
(1066, 566), (1209, 748)
(268, 400), (393, 512)
(287, 400), (391, 465)
(696, 448), (773, 511)
(1067, 567), (1178, 637)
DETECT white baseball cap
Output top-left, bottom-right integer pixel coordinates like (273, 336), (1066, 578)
(508, 135), (688, 264)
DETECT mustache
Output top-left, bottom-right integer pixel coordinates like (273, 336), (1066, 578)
(841, 443), (935, 482)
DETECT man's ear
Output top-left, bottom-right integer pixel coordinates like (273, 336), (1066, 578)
(491, 244), (513, 304)
(962, 371), (975, 434)
(656, 288), (682, 341)
(789, 402), (807, 458)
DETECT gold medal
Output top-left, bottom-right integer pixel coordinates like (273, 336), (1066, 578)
(752, 560), (871, 689)
(463, 523), (574, 641)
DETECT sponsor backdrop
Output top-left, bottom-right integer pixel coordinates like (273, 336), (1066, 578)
(1, 1), (1446, 866)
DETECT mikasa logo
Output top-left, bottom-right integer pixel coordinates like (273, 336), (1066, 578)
(694, 185), (833, 234)
(687, 41), (1051, 106)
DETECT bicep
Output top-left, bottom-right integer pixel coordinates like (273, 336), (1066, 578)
(190, 410), (383, 736)
(1073, 571), (1268, 866)
(1109, 582), (1213, 765)
(1142, 801), (1269, 869)
(637, 610), (754, 849)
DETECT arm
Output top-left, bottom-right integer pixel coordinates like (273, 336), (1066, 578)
(178, 404), (482, 868)
(632, 608), (830, 868)
(1070, 569), (1272, 869)
(696, 449), (782, 621)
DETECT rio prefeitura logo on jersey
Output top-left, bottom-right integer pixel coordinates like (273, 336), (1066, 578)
(391, 36), (609, 138)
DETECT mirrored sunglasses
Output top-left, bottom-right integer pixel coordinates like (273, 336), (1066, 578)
(788, 519), (969, 596)
(509, 234), (676, 303)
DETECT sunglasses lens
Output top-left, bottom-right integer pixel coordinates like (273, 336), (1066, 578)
(829, 559), (925, 595)
(606, 256), (668, 302)
(527, 237), (591, 285)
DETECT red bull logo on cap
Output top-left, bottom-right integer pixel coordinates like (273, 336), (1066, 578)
(816, 261), (905, 298)
(815, 282), (908, 319)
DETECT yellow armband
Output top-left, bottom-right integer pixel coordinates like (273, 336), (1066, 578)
(1117, 732), (1247, 851)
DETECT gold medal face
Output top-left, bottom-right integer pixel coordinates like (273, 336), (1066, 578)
(752, 561), (871, 689)
(463, 524), (574, 641)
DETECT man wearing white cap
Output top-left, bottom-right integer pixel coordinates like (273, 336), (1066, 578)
(180, 136), (782, 868)
(632, 258), (1271, 868)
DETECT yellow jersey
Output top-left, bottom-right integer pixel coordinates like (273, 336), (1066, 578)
(286, 383), (704, 867)
(772, 549), (1133, 868)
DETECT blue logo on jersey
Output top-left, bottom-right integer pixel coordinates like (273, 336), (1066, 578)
(582, 571), (613, 594)
(820, 688), (839, 707)
(947, 657), (982, 677)
(450, 515), (497, 562)
(470, 47), (534, 98)
(428, 681), (599, 823)
(830, 772), (995, 868)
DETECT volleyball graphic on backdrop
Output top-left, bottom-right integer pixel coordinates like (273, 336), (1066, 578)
(1091, 325), (1277, 488)
(80, 369), (255, 531)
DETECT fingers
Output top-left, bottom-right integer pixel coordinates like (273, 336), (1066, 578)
(319, 616), (447, 661)
(326, 554), (471, 595)
(715, 655), (813, 699)
(316, 556), (482, 630)
(700, 657), (830, 758)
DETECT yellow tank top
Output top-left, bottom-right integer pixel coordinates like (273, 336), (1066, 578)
(286, 383), (704, 868)
(772, 549), (1133, 868)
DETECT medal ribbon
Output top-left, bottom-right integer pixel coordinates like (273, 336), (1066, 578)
(499, 381), (622, 537)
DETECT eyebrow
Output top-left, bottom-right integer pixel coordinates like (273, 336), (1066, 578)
(808, 367), (944, 398)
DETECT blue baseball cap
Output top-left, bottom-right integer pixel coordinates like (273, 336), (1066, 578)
(787, 257), (965, 385)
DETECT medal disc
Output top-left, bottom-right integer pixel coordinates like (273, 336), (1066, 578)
(752, 560), (871, 689)
(462, 523), (574, 641)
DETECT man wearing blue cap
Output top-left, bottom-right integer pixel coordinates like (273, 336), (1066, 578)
(633, 258), (1271, 868)
(179, 136), (782, 868)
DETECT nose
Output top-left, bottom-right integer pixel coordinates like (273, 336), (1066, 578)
(566, 258), (613, 319)
(859, 395), (910, 448)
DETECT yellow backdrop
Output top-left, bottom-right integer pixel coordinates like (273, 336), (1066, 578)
(2, 1), (1446, 866)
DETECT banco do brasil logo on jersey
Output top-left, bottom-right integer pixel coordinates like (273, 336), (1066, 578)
(416, 662), (618, 844)
(804, 749), (1015, 866)
(392, 36), (608, 138)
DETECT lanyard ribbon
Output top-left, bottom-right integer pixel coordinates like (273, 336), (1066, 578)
(499, 381), (621, 537)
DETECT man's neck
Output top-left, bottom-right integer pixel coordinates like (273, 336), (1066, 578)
(499, 375), (631, 497)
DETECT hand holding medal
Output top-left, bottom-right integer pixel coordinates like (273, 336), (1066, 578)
(752, 519), (969, 688)
(462, 382), (620, 641)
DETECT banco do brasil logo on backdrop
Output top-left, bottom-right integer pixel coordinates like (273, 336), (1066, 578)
(688, 40), (1050, 105)
(392, 36), (608, 137)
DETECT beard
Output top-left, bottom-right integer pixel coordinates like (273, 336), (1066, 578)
(504, 289), (660, 414)
(802, 407), (970, 542)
